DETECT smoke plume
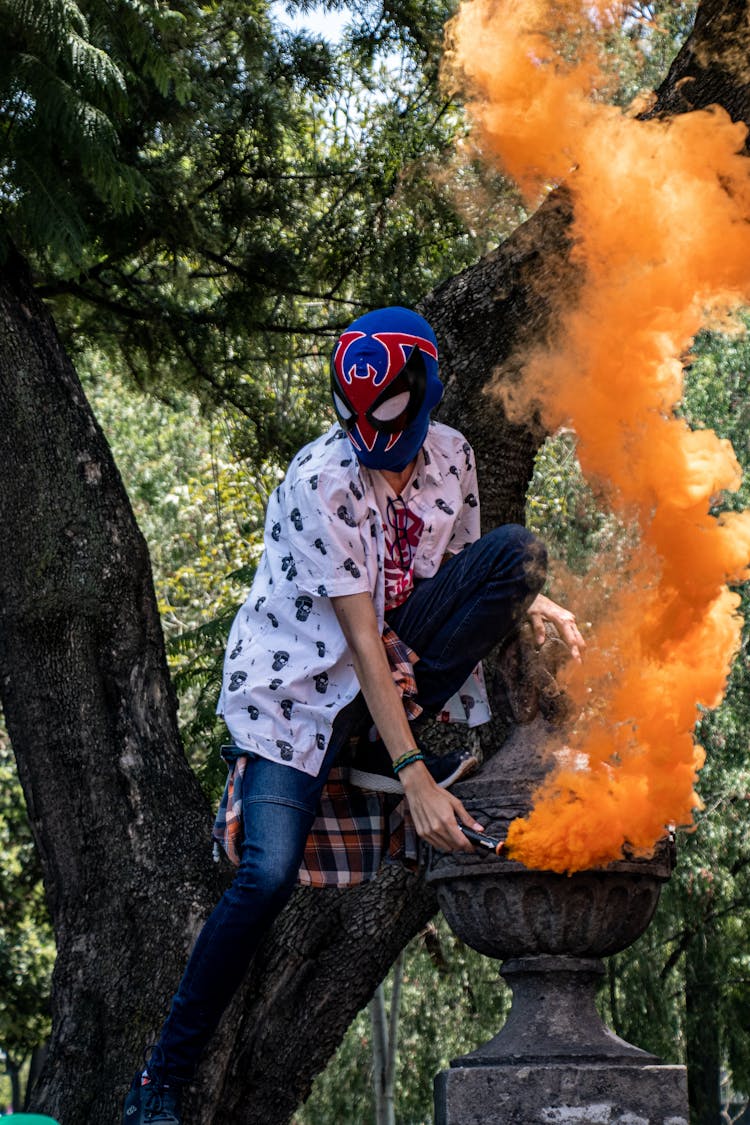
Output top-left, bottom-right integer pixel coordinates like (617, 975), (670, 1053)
(447, 0), (750, 872)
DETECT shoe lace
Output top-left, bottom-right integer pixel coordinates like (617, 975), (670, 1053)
(144, 1079), (180, 1120)
(141, 1044), (179, 1114)
(142, 1043), (166, 1075)
(145, 1086), (177, 1114)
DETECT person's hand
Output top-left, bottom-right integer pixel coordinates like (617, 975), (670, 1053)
(527, 593), (586, 663)
(400, 763), (482, 852)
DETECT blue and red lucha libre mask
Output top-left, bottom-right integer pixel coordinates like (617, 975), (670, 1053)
(330, 306), (443, 471)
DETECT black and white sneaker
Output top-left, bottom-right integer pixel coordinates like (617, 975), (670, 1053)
(346, 747), (478, 795)
(122, 1066), (182, 1124)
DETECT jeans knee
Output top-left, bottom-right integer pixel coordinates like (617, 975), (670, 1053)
(231, 848), (300, 913)
(487, 524), (547, 595)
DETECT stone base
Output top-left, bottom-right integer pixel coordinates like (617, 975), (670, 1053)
(434, 1062), (689, 1125)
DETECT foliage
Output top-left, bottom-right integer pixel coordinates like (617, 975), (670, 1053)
(2, 0), (523, 468)
(526, 428), (633, 576)
(0, 0), (141, 262)
(0, 732), (55, 1104)
(603, 0), (697, 108)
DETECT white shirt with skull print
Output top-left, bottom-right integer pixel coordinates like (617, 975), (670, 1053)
(217, 421), (490, 775)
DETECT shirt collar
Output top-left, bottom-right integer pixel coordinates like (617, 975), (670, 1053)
(415, 424), (442, 488)
(358, 425), (442, 501)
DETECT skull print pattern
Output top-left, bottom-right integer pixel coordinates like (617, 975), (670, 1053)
(217, 421), (488, 775)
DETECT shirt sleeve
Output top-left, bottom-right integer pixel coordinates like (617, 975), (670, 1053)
(447, 439), (481, 553)
(283, 470), (373, 598)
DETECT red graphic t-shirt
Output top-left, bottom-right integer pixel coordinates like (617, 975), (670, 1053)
(381, 495), (425, 610)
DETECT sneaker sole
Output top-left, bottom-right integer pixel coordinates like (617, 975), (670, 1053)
(345, 754), (478, 795)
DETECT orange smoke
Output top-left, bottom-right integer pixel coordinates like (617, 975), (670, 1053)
(447, 0), (750, 872)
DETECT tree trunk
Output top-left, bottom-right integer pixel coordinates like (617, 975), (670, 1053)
(0, 245), (225, 1122)
(370, 951), (404, 1125)
(24, 1043), (49, 1110)
(1, 0), (748, 1121)
(7, 1056), (21, 1114)
(685, 930), (722, 1125)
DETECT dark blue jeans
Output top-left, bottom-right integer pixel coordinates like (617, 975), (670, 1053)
(154, 524), (545, 1083)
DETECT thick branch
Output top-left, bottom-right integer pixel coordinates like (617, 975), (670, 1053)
(646, 0), (750, 141)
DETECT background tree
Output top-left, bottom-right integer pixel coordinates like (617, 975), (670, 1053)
(1, 0), (749, 1122)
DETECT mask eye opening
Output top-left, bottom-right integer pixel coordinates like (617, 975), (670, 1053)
(369, 391), (411, 425)
(366, 346), (427, 435)
(330, 375), (357, 432)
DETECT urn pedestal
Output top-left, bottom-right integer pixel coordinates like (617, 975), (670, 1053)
(427, 717), (689, 1125)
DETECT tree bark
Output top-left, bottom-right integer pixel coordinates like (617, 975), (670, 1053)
(0, 0), (748, 1121)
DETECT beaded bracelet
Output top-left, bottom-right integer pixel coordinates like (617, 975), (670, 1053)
(392, 749), (421, 772)
(392, 750), (425, 776)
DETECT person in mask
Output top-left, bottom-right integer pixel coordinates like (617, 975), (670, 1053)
(123, 307), (584, 1124)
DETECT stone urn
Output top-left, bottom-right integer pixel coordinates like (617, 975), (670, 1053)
(427, 643), (689, 1124)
